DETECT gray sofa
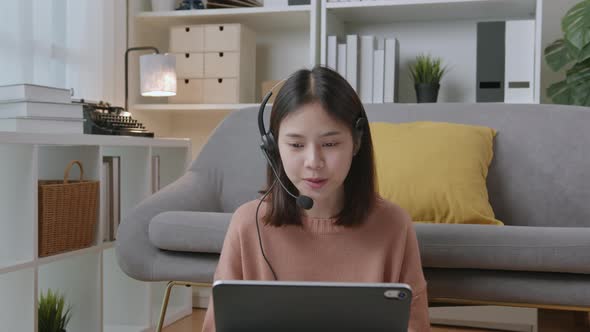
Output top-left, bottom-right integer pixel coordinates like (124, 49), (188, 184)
(116, 103), (590, 312)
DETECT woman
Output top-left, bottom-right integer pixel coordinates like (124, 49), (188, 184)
(202, 66), (430, 331)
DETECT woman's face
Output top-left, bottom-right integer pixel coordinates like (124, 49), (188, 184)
(277, 102), (356, 208)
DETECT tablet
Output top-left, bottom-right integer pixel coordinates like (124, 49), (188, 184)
(213, 280), (413, 332)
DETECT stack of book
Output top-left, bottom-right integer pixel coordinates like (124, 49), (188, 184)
(206, 0), (262, 8)
(327, 34), (400, 104)
(0, 84), (83, 134)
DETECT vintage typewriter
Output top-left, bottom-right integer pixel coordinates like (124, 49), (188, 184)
(78, 100), (154, 137)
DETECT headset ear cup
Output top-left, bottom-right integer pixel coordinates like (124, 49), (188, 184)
(263, 132), (277, 154)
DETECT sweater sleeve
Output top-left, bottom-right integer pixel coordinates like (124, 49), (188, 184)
(400, 221), (431, 332)
(201, 210), (245, 332)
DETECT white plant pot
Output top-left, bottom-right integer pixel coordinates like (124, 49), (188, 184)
(152, 0), (177, 11)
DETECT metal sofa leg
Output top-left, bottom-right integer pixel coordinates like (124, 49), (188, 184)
(156, 281), (213, 332)
(156, 281), (175, 332)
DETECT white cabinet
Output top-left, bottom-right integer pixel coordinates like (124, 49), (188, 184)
(0, 132), (192, 332)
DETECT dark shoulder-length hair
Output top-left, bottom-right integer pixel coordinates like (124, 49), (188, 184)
(261, 65), (377, 227)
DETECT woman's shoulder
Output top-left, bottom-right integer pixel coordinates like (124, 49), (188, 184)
(371, 195), (413, 229)
(229, 198), (269, 231)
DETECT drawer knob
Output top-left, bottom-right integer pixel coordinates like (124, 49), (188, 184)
(219, 52), (224, 57)
(184, 79), (189, 84)
(219, 26), (224, 31)
(218, 78), (223, 83)
(185, 27), (190, 32)
(185, 53), (190, 58)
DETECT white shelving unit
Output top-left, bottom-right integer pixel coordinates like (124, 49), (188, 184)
(0, 132), (192, 332)
(130, 1), (320, 110)
(321, 0), (543, 104)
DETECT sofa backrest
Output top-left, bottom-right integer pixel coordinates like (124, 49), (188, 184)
(190, 103), (590, 227)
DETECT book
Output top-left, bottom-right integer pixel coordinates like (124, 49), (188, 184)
(337, 43), (347, 79)
(103, 156), (120, 242)
(373, 49), (385, 103)
(206, 0), (262, 8)
(346, 34), (359, 92)
(0, 84), (71, 103)
(0, 101), (83, 119)
(384, 38), (400, 103)
(327, 35), (338, 71)
(0, 117), (83, 133)
(102, 159), (111, 242)
(152, 155), (161, 193)
(359, 35), (376, 103)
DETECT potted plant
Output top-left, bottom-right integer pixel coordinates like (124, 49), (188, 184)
(409, 54), (447, 103)
(544, 0), (590, 106)
(38, 289), (72, 332)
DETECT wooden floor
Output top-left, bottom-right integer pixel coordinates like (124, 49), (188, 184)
(163, 308), (514, 332)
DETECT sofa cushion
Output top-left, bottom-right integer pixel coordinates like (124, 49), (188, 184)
(370, 121), (502, 225)
(415, 223), (590, 274)
(149, 211), (231, 253)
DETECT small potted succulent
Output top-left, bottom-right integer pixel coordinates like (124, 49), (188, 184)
(409, 54), (447, 103)
(38, 289), (72, 332)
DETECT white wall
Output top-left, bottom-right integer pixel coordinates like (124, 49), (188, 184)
(541, 0), (581, 104)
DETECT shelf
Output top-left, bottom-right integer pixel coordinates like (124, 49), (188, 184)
(325, 0), (536, 23)
(0, 143), (34, 269)
(0, 132), (190, 147)
(37, 245), (103, 266)
(0, 268), (34, 332)
(103, 247), (150, 329)
(151, 147), (190, 191)
(136, 5), (312, 30)
(134, 103), (263, 113)
(102, 146), (150, 218)
(38, 251), (102, 332)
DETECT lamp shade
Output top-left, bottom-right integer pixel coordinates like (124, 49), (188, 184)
(139, 53), (177, 97)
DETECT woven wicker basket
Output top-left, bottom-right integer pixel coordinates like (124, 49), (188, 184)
(38, 160), (99, 257)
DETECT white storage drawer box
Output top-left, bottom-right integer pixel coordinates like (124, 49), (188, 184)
(204, 24), (241, 51)
(168, 23), (256, 104)
(204, 52), (240, 78)
(203, 78), (238, 104)
(168, 79), (203, 103)
(170, 25), (204, 52)
(174, 53), (204, 78)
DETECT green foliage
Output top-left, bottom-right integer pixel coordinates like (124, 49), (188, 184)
(409, 54), (447, 84)
(544, 0), (590, 105)
(38, 289), (72, 332)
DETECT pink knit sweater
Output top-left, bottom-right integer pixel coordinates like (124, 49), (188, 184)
(202, 196), (431, 331)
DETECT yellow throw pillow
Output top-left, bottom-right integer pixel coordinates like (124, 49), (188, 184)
(370, 121), (503, 225)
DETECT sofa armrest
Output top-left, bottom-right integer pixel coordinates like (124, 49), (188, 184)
(149, 211), (231, 253)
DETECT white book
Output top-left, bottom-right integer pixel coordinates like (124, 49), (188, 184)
(373, 49), (385, 103)
(0, 101), (82, 119)
(0, 117), (83, 133)
(0, 84), (71, 103)
(384, 38), (400, 103)
(152, 155), (161, 193)
(359, 35), (376, 103)
(337, 44), (347, 79)
(327, 35), (338, 71)
(102, 160), (111, 242)
(103, 156), (121, 241)
(346, 34), (359, 92)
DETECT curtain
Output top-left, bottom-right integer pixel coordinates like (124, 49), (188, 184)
(0, 0), (125, 103)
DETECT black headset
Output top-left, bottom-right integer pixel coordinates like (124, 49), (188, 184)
(258, 90), (368, 156)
